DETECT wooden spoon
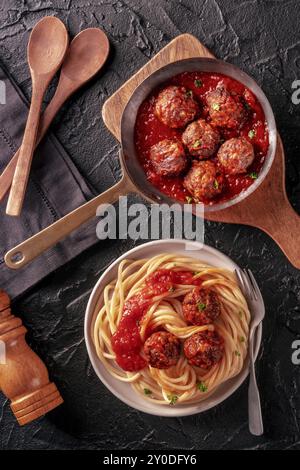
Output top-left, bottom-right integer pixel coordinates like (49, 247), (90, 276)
(5, 16), (68, 216)
(0, 28), (109, 203)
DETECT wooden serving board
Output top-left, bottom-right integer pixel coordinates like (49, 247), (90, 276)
(102, 34), (300, 269)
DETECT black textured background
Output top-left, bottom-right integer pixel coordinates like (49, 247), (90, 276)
(1, 0), (300, 451)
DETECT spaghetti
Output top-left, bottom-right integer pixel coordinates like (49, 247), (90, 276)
(92, 253), (250, 405)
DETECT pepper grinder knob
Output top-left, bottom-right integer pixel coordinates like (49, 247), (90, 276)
(0, 290), (63, 426)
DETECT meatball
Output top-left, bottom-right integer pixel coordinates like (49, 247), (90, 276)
(217, 137), (255, 175)
(183, 160), (224, 200)
(183, 331), (224, 369)
(182, 119), (220, 158)
(154, 85), (199, 128)
(206, 86), (246, 129)
(144, 331), (181, 369)
(182, 287), (221, 326)
(150, 139), (187, 176)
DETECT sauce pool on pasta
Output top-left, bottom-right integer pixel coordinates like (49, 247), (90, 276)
(112, 269), (202, 372)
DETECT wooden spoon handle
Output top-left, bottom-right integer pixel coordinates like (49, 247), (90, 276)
(0, 85), (71, 202)
(5, 176), (133, 269)
(0, 156), (18, 202)
(6, 83), (45, 216)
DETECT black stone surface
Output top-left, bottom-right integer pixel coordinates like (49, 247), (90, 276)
(0, 0), (300, 451)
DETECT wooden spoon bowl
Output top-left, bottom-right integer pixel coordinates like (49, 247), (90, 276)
(28, 16), (69, 74)
(62, 28), (109, 82)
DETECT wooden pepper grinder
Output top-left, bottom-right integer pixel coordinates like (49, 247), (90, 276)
(0, 290), (63, 426)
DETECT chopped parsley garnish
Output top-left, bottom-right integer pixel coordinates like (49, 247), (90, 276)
(167, 394), (178, 405)
(194, 79), (202, 88)
(144, 388), (152, 395)
(193, 271), (200, 275)
(248, 129), (256, 139)
(213, 179), (219, 189)
(234, 350), (241, 357)
(186, 196), (193, 204)
(244, 102), (251, 110)
(186, 90), (193, 97)
(197, 302), (206, 311)
(238, 311), (243, 318)
(193, 139), (202, 148)
(239, 336), (245, 343)
(197, 381), (208, 392)
(169, 286), (175, 293)
(248, 171), (258, 179)
(212, 103), (220, 111)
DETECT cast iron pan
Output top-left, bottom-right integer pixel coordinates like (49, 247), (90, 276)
(4, 58), (282, 269)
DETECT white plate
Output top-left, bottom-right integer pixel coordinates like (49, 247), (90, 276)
(84, 239), (262, 417)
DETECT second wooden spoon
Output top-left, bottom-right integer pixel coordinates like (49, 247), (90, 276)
(0, 28), (109, 203)
(6, 16), (68, 216)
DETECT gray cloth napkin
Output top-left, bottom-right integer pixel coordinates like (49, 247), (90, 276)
(0, 62), (98, 299)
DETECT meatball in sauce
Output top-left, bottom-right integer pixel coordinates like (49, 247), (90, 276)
(144, 331), (181, 369)
(217, 137), (255, 175)
(150, 138), (187, 176)
(182, 119), (220, 159)
(182, 287), (221, 326)
(183, 160), (224, 200)
(184, 330), (224, 369)
(154, 85), (199, 128)
(206, 85), (246, 130)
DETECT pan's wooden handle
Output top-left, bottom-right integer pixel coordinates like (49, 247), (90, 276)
(5, 175), (133, 270)
(250, 137), (300, 269)
(258, 197), (300, 269)
(205, 137), (300, 270)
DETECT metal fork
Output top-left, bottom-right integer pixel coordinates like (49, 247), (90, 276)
(235, 268), (265, 436)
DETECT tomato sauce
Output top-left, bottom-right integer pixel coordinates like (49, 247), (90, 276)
(112, 269), (201, 371)
(134, 71), (269, 205)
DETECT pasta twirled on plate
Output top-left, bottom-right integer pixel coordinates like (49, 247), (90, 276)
(92, 253), (250, 405)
